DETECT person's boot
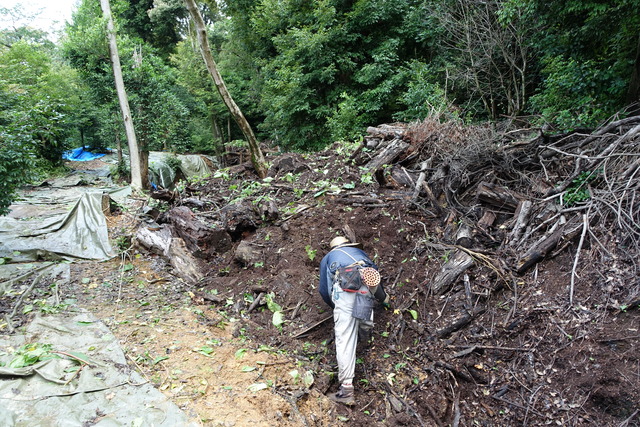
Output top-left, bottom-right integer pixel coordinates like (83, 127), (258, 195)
(327, 385), (355, 405)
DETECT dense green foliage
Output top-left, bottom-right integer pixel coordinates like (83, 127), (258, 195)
(1, 0), (639, 212)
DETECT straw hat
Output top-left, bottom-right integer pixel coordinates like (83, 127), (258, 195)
(330, 236), (362, 249)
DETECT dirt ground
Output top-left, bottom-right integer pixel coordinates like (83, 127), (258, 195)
(3, 122), (640, 426)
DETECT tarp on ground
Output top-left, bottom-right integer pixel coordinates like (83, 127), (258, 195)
(0, 310), (198, 427)
(0, 192), (115, 262)
(148, 152), (212, 189)
(62, 147), (106, 162)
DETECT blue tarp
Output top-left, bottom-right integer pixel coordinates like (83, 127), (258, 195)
(62, 147), (106, 161)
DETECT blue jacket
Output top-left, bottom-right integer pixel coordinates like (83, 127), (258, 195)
(319, 246), (378, 308)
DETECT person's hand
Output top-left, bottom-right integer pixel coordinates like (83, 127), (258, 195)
(381, 294), (391, 309)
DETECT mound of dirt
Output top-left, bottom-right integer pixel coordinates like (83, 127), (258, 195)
(4, 117), (639, 426)
(132, 118), (640, 425)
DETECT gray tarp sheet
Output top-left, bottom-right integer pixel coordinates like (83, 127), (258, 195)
(0, 169), (132, 263)
(0, 310), (197, 426)
(0, 192), (115, 262)
(148, 152), (212, 189)
(0, 164), (197, 425)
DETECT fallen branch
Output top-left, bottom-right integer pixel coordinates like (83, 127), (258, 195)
(292, 315), (333, 338)
(436, 307), (486, 338)
(569, 214), (589, 305)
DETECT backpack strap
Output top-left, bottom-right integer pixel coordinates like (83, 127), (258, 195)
(333, 248), (364, 266)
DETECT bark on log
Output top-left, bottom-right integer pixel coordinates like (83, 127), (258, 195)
(135, 225), (204, 284)
(476, 182), (524, 211)
(515, 221), (582, 275)
(366, 124), (406, 140)
(478, 210), (496, 231)
(364, 138), (410, 172)
(436, 307), (487, 338)
(168, 237), (204, 284)
(431, 250), (474, 295)
(455, 224), (473, 248)
(508, 200), (532, 246)
(136, 224), (173, 256)
(166, 206), (232, 255)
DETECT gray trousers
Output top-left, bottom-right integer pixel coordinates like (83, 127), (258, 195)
(331, 282), (373, 385)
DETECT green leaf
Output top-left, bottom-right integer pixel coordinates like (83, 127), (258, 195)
(241, 366), (256, 372)
(235, 348), (247, 359)
(153, 356), (169, 365)
(408, 309), (418, 320)
(247, 382), (268, 392)
(272, 311), (285, 328)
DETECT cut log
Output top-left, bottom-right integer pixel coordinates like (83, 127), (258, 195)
(431, 250), (474, 295)
(135, 224), (173, 256)
(478, 210), (496, 231)
(507, 200), (532, 246)
(166, 206), (232, 255)
(455, 223), (473, 248)
(364, 138), (410, 172)
(135, 226), (205, 284)
(168, 237), (204, 284)
(515, 221), (582, 274)
(365, 124), (406, 140)
(476, 181), (524, 211)
(436, 307), (486, 338)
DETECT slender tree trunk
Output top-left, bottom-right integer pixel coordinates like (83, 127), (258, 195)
(100, 0), (144, 191)
(183, 0), (268, 178)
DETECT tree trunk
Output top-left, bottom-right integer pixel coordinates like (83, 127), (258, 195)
(100, 0), (143, 191)
(183, 0), (268, 179)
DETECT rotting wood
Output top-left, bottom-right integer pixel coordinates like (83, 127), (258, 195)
(364, 138), (410, 172)
(476, 181), (524, 211)
(456, 223), (473, 248)
(516, 220), (582, 275)
(166, 206), (232, 255)
(507, 200), (532, 246)
(150, 188), (178, 202)
(412, 160), (430, 200)
(478, 210), (496, 231)
(167, 237), (204, 284)
(366, 124), (406, 140)
(436, 307), (487, 338)
(136, 224), (173, 256)
(431, 250), (474, 295)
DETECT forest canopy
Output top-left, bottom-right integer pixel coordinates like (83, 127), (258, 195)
(1, 0), (639, 212)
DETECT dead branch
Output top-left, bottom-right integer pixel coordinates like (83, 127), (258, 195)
(569, 214), (589, 305)
(436, 307), (487, 338)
